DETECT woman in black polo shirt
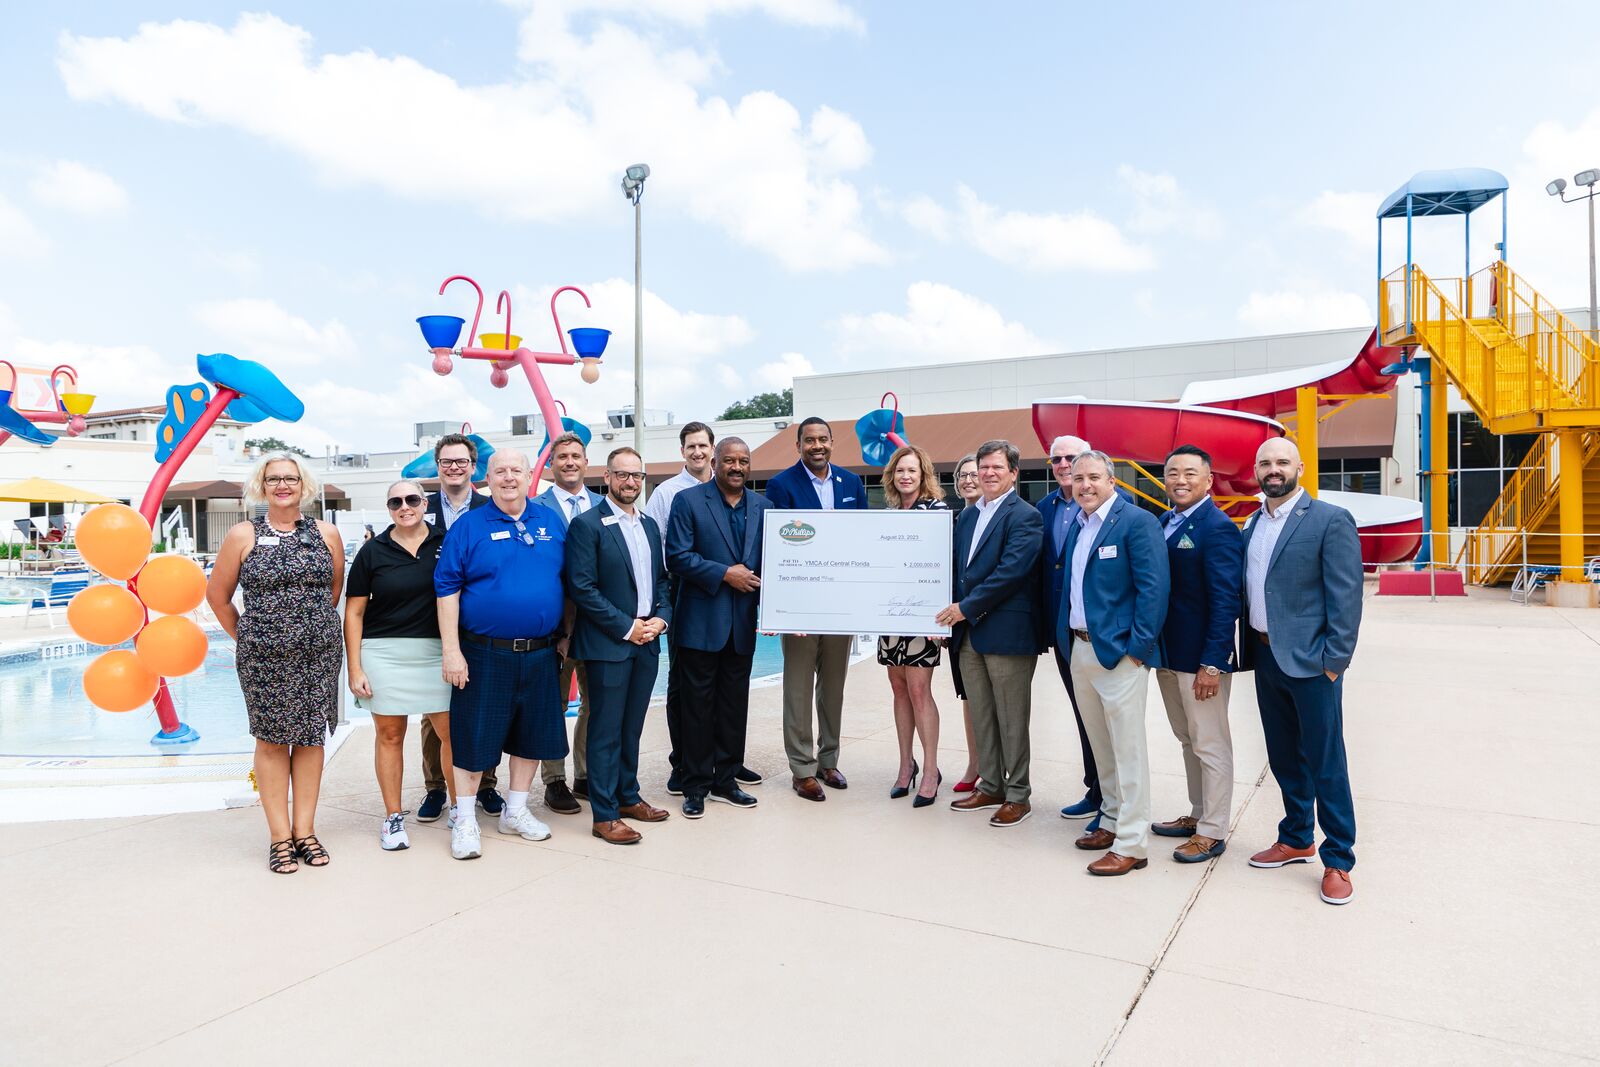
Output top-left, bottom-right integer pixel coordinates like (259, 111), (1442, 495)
(344, 480), (453, 851)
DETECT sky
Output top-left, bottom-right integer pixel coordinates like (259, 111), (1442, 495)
(3, 0), (1600, 453)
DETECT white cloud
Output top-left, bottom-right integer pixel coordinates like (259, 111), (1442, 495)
(29, 160), (129, 215)
(956, 185), (1153, 271)
(751, 350), (813, 390)
(58, 10), (883, 271)
(295, 366), (497, 453)
(1118, 164), (1222, 239)
(1301, 190), (1378, 247)
(0, 192), (49, 257)
(192, 298), (356, 366)
(551, 0), (863, 31)
(1236, 288), (1373, 333)
(834, 281), (1056, 363)
(896, 193), (952, 241)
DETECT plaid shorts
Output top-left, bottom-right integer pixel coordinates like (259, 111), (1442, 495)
(449, 642), (567, 771)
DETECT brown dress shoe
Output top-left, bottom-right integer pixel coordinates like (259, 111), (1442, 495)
(1172, 835), (1225, 863)
(989, 801), (1031, 827)
(619, 801), (670, 823)
(792, 776), (826, 802)
(950, 789), (1004, 812)
(1086, 852), (1148, 876)
(1248, 841), (1317, 868)
(1152, 815), (1198, 838)
(592, 820), (642, 846)
(1320, 868), (1354, 905)
(1075, 828), (1116, 850)
(819, 768), (848, 790)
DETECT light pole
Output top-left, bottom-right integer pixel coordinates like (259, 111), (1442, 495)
(621, 163), (650, 492)
(1546, 168), (1600, 343)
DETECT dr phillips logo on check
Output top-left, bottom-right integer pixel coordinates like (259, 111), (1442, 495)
(779, 521), (816, 545)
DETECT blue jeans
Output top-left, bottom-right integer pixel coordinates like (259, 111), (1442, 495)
(585, 650), (660, 822)
(1253, 647), (1356, 870)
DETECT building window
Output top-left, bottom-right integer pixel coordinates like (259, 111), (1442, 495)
(1441, 412), (1544, 527)
(1319, 457), (1381, 495)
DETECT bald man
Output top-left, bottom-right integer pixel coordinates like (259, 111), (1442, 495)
(1237, 438), (1363, 905)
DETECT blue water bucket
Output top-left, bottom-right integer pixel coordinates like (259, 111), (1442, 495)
(568, 327), (610, 359)
(417, 315), (465, 349)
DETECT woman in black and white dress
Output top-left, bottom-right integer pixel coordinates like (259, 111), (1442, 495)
(877, 444), (949, 807)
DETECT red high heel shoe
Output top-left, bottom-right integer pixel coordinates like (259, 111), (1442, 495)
(952, 776), (978, 794)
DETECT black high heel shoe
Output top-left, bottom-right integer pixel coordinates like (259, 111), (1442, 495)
(912, 771), (943, 809)
(889, 759), (920, 799)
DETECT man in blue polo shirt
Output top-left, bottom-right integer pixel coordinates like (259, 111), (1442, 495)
(435, 448), (572, 861)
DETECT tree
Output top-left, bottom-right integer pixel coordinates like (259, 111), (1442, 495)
(246, 436), (310, 457)
(718, 388), (792, 420)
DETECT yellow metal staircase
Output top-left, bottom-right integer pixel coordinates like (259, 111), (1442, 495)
(1380, 261), (1600, 584)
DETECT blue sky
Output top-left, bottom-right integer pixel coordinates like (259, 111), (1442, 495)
(3, 0), (1599, 452)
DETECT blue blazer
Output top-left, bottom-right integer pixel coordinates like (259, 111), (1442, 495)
(564, 499), (672, 663)
(665, 481), (770, 655)
(762, 461), (867, 511)
(1238, 494), (1363, 679)
(1058, 495), (1170, 670)
(952, 492), (1043, 656)
(1159, 499), (1242, 674)
(1036, 488), (1077, 650)
(534, 485), (606, 531)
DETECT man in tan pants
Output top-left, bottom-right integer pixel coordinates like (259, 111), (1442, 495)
(1152, 445), (1242, 863)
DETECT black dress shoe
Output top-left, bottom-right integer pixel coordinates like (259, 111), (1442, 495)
(475, 788), (504, 816)
(544, 781), (582, 815)
(572, 777), (590, 800)
(682, 795), (706, 819)
(734, 765), (764, 785)
(666, 771), (684, 797)
(709, 786), (759, 809)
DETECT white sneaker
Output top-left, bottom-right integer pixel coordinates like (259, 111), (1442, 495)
(451, 814), (481, 860)
(447, 807), (458, 830)
(498, 805), (552, 841)
(381, 812), (410, 851)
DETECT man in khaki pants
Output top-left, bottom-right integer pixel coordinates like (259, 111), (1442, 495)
(1059, 452), (1169, 876)
(1152, 446), (1242, 864)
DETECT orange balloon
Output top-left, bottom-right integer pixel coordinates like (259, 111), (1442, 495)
(66, 584), (146, 646)
(135, 615), (208, 677)
(75, 504), (152, 581)
(136, 555), (207, 615)
(83, 649), (159, 713)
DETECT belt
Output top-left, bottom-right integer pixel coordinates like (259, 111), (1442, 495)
(1254, 629), (1271, 645)
(460, 629), (555, 653)
(1071, 628), (1090, 642)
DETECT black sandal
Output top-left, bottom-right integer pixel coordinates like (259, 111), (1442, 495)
(269, 839), (299, 874)
(293, 834), (331, 867)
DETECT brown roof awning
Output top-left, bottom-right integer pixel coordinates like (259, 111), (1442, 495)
(749, 409), (1047, 478)
(1316, 394), (1397, 460)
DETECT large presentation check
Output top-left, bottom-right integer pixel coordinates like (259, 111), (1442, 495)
(757, 509), (953, 637)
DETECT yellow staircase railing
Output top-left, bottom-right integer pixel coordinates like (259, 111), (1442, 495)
(1463, 430), (1600, 584)
(1471, 261), (1600, 412)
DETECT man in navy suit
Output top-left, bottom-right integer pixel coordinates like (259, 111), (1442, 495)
(1239, 437), (1363, 906)
(564, 447), (674, 846)
(532, 431), (606, 815)
(1151, 445), (1242, 864)
(1060, 451), (1169, 877)
(762, 417), (868, 801)
(1036, 434), (1104, 826)
(938, 440), (1043, 828)
(665, 437), (771, 818)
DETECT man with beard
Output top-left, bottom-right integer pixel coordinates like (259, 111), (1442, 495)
(763, 417), (867, 802)
(665, 438), (771, 818)
(1239, 437), (1363, 905)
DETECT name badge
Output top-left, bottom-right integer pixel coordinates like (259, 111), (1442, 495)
(490, 530), (511, 541)
(257, 536), (280, 546)
(424, 513), (437, 524)
(602, 516), (620, 526)
(841, 496), (855, 503)
(1098, 545), (1118, 560)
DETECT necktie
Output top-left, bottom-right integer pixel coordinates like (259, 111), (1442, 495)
(568, 497), (581, 520)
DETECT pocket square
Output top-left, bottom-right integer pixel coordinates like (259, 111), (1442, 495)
(1177, 535), (1196, 549)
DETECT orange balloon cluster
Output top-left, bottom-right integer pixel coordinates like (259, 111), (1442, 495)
(68, 503), (212, 714)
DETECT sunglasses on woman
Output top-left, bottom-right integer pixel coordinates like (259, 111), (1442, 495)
(387, 494), (425, 510)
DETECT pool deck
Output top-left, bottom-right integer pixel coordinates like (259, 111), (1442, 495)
(2, 588), (1597, 1065)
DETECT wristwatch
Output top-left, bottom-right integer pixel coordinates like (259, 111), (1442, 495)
(1200, 665), (1221, 676)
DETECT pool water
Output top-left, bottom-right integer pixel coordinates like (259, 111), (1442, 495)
(0, 634), (795, 759)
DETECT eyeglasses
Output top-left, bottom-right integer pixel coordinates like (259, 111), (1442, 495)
(387, 494), (425, 510)
(264, 475), (302, 487)
(437, 458), (472, 470)
(1049, 455), (1077, 466)
(609, 471), (645, 482)
(956, 471), (979, 482)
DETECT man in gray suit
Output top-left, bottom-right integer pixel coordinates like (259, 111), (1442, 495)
(1238, 438), (1363, 906)
(533, 431), (605, 815)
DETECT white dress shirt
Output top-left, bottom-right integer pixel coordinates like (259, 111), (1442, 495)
(965, 488), (1014, 564)
(1068, 502), (1108, 630)
(644, 467), (704, 531)
(551, 484), (591, 521)
(808, 465), (836, 509)
(610, 505), (656, 627)
(1245, 488), (1303, 632)
(1165, 498), (1206, 540)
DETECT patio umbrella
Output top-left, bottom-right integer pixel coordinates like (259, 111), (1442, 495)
(0, 477), (118, 504)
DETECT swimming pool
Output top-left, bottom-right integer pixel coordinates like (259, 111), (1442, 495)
(0, 632), (798, 760)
